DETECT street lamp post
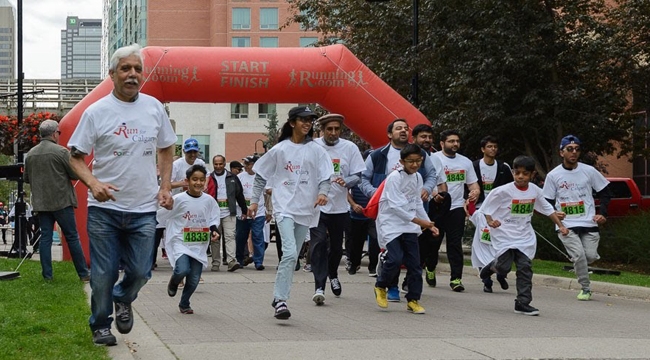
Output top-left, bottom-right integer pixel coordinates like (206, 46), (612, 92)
(367, 0), (419, 105)
(254, 139), (266, 155)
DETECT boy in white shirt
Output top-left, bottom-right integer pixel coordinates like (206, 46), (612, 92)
(157, 165), (221, 315)
(373, 144), (438, 314)
(479, 156), (568, 316)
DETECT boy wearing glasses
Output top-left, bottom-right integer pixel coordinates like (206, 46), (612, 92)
(542, 135), (611, 301)
(373, 144), (438, 314)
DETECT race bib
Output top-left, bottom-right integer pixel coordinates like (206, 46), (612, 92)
(217, 199), (228, 209)
(560, 201), (586, 218)
(245, 199), (251, 206)
(445, 170), (466, 183)
(332, 159), (341, 176)
(183, 227), (209, 243)
(483, 182), (494, 192)
(510, 199), (534, 217)
(480, 227), (491, 244)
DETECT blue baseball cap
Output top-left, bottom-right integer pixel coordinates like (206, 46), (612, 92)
(183, 138), (200, 152)
(560, 135), (581, 150)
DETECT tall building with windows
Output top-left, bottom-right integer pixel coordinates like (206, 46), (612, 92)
(0, 0), (15, 79)
(101, 0), (319, 163)
(60, 16), (102, 79)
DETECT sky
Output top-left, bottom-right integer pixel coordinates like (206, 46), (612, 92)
(7, 0), (102, 79)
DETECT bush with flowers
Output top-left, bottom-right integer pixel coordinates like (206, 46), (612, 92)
(0, 112), (61, 156)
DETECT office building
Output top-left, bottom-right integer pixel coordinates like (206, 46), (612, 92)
(0, 0), (15, 79)
(60, 16), (102, 79)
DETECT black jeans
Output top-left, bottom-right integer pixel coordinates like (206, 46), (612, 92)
(348, 217), (379, 272)
(430, 207), (466, 280)
(485, 249), (533, 305)
(309, 213), (348, 291)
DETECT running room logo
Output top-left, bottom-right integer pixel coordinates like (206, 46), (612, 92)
(284, 161), (301, 173)
(287, 69), (368, 88)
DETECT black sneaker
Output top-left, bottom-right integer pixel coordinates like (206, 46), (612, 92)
(114, 302), (134, 334)
(479, 265), (493, 280)
(449, 278), (465, 292)
(274, 301), (291, 320)
(482, 278), (493, 293)
(168, 278), (178, 297)
(514, 300), (539, 316)
(330, 278), (342, 297)
(92, 328), (117, 346)
(496, 274), (509, 290)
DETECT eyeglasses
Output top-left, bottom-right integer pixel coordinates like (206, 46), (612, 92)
(564, 146), (580, 152)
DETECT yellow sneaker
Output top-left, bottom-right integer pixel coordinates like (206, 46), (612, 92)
(407, 300), (425, 314)
(577, 289), (592, 301)
(374, 287), (388, 308)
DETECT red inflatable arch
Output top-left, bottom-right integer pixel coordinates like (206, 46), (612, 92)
(58, 44), (428, 261)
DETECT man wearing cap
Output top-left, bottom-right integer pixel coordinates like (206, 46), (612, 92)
(206, 155), (248, 272)
(24, 119), (90, 281)
(236, 155), (267, 270)
(543, 135), (612, 301)
(229, 161), (243, 175)
(171, 138), (206, 195)
(308, 113), (366, 304)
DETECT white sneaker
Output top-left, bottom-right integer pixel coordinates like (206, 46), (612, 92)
(312, 288), (325, 306)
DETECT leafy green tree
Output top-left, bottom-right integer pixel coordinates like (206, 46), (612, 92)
(286, 0), (647, 176)
(263, 110), (280, 150)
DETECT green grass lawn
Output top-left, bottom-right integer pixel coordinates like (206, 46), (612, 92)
(463, 258), (650, 288)
(0, 258), (109, 360)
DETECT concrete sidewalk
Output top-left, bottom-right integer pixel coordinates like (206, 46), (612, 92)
(81, 243), (650, 360)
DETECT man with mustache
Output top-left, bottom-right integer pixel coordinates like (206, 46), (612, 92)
(69, 43), (177, 346)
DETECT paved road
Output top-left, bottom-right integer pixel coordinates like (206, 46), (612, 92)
(98, 244), (650, 360)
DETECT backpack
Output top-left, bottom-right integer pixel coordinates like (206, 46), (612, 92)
(362, 179), (386, 220)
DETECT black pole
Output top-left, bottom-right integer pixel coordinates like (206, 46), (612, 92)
(11, 0), (27, 257)
(411, 0), (419, 106)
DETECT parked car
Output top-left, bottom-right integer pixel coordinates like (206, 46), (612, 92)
(595, 177), (650, 217)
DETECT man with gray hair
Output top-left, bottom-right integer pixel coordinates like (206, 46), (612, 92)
(24, 119), (90, 282)
(69, 43), (176, 346)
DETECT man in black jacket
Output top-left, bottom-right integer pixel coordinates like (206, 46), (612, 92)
(206, 155), (248, 272)
(473, 136), (513, 207)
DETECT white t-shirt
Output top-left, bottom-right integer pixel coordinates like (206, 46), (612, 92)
(238, 171), (265, 218)
(468, 209), (496, 268)
(314, 137), (366, 214)
(376, 170), (428, 249)
(479, 159), (498, 198)
(427, 152), (446, 187)
(214, 172), (229, 219)
(253, 140), (333, 227)
(156, 192), (221, 269)
(385, 146), (402, 174)
(542, 163), (609, 228)
(432, 152), (478, 210)
(68, 92), (177, 212)
(171, 157), (206, 195)
(480, 182), (555, 260)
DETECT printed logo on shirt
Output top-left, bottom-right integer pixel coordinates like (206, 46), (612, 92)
(142, 149), (153, 156)
(181, 211), (207, 225)
(283, 180), (296, 186)
(242, 182), (252, 189)
(113, 150), (133, 157)
(113, 122), (158, 143)
(284, 161), (301, 173)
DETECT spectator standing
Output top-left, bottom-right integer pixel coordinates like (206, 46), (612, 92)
(68, 43), (176, 346)
(0, 204), (8, 244)
(24, 119), (90, 281)
(236, 155), (267, 270)
(206, 155), (248, 272)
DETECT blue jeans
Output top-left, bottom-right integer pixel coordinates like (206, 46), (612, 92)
(235, 216), (266, 266)
(376, 233), (423, 301)
(38, 206), (89, 280)
(170, 254), (203, 309)
(87, 206), (156, 331)
(274, 217), (308, 301)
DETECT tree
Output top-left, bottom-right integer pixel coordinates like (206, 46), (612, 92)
(263, 110), (280, 150)
(286, 0), (646, 176)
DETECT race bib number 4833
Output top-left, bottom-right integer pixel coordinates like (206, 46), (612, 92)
(183, 227), (209, 243)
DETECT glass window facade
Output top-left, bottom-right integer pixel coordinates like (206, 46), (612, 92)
(232, 8), (251, 30)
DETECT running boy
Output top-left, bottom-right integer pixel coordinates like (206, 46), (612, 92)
(479, 156), (568, 316)
(374, 144), (438, 314)
(157, 165), (221, 314)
